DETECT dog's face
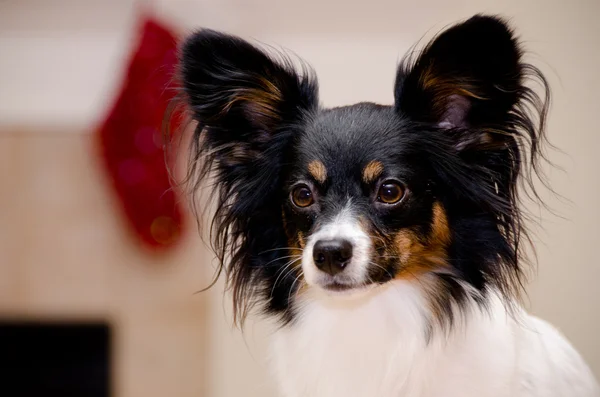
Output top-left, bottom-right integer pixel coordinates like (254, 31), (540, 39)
(178, 15), (548, 325)
(284, 106), (449, 294)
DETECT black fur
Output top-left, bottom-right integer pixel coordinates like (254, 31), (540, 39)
(171, 15), (550, 328)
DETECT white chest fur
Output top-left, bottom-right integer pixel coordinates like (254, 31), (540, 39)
(269, 280), (599, 397)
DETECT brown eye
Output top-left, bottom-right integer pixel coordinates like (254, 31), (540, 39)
(291, 185), (314, 208)
(377, 181), (405, 204)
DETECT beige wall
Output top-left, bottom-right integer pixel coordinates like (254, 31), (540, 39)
(1, 1), (599, 396)
(0, 131), (212, 396)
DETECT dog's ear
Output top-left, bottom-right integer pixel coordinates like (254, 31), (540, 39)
(180, 29), (318, 165)
(394, 15), (538, 150)
(178, 31), (319, 325)
(394, 15), (551, 304)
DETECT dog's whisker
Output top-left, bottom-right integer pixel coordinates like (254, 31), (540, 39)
(369, 261), (395, 280)
(258, 247), (305, 255)
(287, 274), (303, 305)
(262, 254), (303, 269)
(292, 271), (305, 302)
(270, 258), (302, 299)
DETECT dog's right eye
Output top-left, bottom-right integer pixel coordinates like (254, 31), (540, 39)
(291, 185), (314, 208)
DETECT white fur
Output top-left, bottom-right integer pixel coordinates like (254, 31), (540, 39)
(301, 203), (372, 289)
(269, 201), (599, 397)
(270, 283), (599, 397)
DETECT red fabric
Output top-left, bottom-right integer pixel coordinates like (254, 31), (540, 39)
(97, 17), (184, 250)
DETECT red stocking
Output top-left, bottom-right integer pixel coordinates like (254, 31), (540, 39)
(97, 16), (184, 251)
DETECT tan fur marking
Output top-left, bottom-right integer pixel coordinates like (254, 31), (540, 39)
(222, 77), (284, 126)
(420, 65), (485, 99)
(394, 202), (451, 280)
(431, 202), (451, 246)
(281, 209), (305, 294)
(307, 160), (327, 183)
(297, 231), (306, 249)
(418, 64), (487, 121)
(362, 160), (384, 184)
(420, 65), (440, 90)
(383, 202), (454, 326)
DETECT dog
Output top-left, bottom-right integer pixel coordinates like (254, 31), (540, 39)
(174, 14), (599, 397)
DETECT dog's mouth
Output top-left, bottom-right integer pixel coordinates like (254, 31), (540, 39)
(322, 281), (356, 292)
(319, 278), (379, 296)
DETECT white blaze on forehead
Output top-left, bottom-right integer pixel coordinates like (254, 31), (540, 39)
(315, 204), (363, 239)
(301, 201), (373, 288)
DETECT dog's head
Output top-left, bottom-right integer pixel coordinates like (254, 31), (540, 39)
(176, 15), (549, 327)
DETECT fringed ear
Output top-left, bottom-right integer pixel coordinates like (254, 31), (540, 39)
(394, 15), (547, 151)
(395, 15), (551, 305)
(177, 30), (319, 326)
(180, 29), (318, 161)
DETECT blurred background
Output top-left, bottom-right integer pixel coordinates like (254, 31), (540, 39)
(0, 0), (598, 396)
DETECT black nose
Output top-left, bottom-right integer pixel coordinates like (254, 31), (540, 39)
(312, 239), (353, 276)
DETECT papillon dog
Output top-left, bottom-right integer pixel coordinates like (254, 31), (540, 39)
(173, 14), (599, 397)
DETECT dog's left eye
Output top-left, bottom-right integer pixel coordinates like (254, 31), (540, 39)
(291, 184), (314, 208)
(377, 181), (405, 204)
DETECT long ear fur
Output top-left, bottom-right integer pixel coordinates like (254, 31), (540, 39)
(178, 30), (319, 325)
(395, 15), (551, 303)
